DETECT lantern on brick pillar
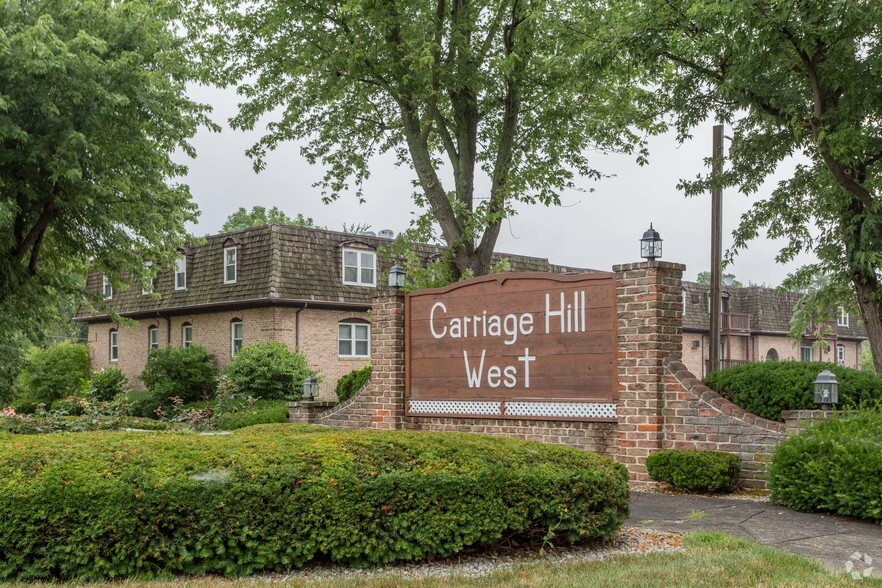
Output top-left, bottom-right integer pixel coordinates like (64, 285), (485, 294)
(640, 224), (663, 260)
(388, 264), (406, 289)
(302, 376), (318, 401)
(813, 369), (839, 411)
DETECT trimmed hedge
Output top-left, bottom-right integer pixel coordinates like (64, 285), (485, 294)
(769, 410), (882, 523)
(646, 449), (741, 493)
(0, 425), (629, 580)
(703, 361), (882, 421)
(140, 345), (218, 403)
(335, 364), (371, 402)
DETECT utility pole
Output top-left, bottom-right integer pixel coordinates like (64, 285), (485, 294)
(708, 124), (724, 375)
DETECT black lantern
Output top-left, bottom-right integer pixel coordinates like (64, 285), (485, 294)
(388, 264), (406, 289)
(303, 376), (319, 401)
(640, 224), (663, 260)
(813, 369), (839, 410)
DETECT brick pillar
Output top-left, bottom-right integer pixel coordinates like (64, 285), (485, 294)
(613, 260), (684, 484)
(367, 292), (406, 430)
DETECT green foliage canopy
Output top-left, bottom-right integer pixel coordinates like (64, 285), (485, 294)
(16, 342), (89, 405)
(188, 0), (661, 278)
(0, 0), (213, 320)
(615, 0), (882, 372)
(220, 206), (320, 232)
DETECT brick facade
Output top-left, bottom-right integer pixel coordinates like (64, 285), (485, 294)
(86, 306), (370, 400)
(302, 261), (822, 489)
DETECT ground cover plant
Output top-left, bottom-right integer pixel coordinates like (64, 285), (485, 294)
(645, 449), (741, 493)
(703, 361), (882, 421)
(0, 425), (628, 580)
(769, 410), (882, 523)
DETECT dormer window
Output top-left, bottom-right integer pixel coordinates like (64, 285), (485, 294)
(342, 248), (376, 287)
(837, 306), (849, 327)
(224, 246), (237, 284)
(175, 256), (187, 290)
(102, 276), (113, 300)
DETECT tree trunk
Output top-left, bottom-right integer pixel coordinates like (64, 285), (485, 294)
(853, 278), (882, 374)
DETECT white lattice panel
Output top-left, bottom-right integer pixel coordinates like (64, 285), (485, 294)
(409, 400), (502, 416)
(504, 402), (617, 419)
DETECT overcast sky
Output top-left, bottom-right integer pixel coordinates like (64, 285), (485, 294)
(180, 84), (815, 286)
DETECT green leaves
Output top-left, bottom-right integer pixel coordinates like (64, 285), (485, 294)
(0, 0), (213, 332)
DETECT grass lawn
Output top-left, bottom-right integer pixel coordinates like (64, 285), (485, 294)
(8, 533), (879, 587)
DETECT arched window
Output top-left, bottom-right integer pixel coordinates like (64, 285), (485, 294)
(339, 319), (370, 357)
(109, 328), (119, 362)
(182, 323), (193, 348)
(230, 319), (243, 357)
(765, 348), (779, 362)
(148, 325), (159, 351)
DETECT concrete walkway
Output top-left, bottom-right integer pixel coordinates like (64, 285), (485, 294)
(629, 492), (882, 577)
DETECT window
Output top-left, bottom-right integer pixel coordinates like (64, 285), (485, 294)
(339, 320), (370, 357)
(837, 306), (849, 327)
(342, 249), (376, 286)
(182, 323), (193, 348)
(836, 344), (846, 366)
(103, 276), (113, 300)
(109, 329), (118, 362)
(224, 246), (237, 284)
(681, 289), (686, 316)
(231, 320), (243, 357)
(800, 345), (813, 362)
(765, 348), (779, 362)
(148, 326), (159, 351)
(175, 256), (187, 290)
(142, 262), (153, 295)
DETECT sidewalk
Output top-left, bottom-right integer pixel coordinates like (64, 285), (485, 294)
(628, 491), (882, 577)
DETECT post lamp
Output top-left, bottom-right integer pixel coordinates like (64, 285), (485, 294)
(813, 369), (839, 411)
(388, 264), (406, 289)
(640, 224), (663, 260)
(302, 376), (318, 401)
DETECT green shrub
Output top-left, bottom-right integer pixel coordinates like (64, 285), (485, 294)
(703, 361), (882, 421)
(335, 364), (371, 402)
(15, 343), (89, 405)
(0, 426), (629, 580)
(183, 399), (290, 430)
(0, 414), (168, 434)
(88, 366), (130, 401)
(646, 449), (741, 493)
(140, 345), (217, 403)
(125, 390), (174, 419)
(222, 341), (312, 400)
(769, 410), (882, 523)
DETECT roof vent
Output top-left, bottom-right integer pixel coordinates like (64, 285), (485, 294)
(358, 231), (377, 237)
(378, 229), (395, 239)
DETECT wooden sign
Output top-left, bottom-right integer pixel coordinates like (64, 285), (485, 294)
(405, 272), (618, 421)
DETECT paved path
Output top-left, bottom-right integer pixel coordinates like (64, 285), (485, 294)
(628, 492), (882, 577)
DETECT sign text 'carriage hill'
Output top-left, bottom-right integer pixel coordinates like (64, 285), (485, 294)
(406, 273), (618, 414)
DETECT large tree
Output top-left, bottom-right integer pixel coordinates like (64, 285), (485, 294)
(617, 0), (882, 372)
(0, 0), (213, 314)
(190, 0), (659, 278)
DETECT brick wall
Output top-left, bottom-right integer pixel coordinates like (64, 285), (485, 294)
(85, 306), (370, 398)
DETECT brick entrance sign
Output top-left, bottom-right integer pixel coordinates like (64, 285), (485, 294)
(294, 260), (792, 488)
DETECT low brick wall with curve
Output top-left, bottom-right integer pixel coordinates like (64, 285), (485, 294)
(289, 261), (823, 489)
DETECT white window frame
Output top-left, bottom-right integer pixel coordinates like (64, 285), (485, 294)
(338, 321), (371, 358)
(182, 324), (193, 348)
(103, 276), (113, 300)
(142, 262), (153, 295)
(175, 256), (187, 291)
(342, 248), (376, 287)
(231, 320), (243, 357)
(836, 344), (846, 366)
(109, 329), (118, 362)
(148, 326), (159, 351)
(837, 306), (849, 327)
(800, 345), (813, 362)
(681, 289), (686, 316)
(224, 246), (237, 284)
